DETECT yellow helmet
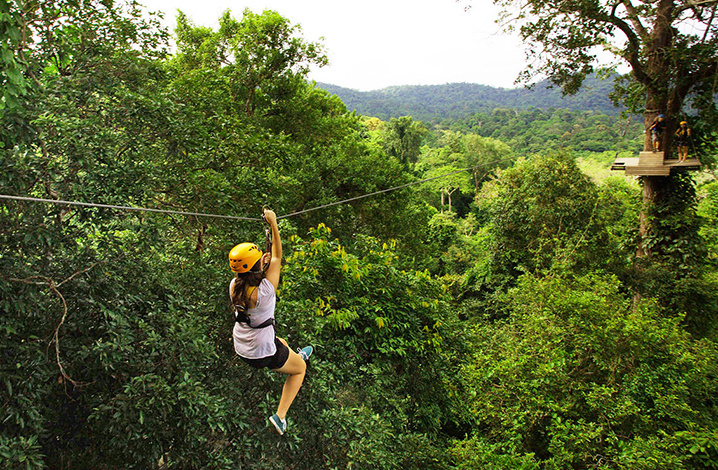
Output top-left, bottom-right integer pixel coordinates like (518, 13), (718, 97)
(680, 121), (687, 125)
(229, 243), (263, 273)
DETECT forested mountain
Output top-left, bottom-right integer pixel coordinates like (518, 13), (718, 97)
(2, 2), (717, 470)
(316, 74), (620, 123)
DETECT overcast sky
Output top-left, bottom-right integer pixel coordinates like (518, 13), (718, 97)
(138, 0), (529, 91)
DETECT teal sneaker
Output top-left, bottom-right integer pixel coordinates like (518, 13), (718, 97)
(269, 414), (287, 435)
(298, 346), (313, 361)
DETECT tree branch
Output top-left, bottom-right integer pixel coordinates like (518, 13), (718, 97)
(605, 12), (653, 85)
(9, 262), (103, 389)
(621, 0), (650, 39)
(57, 262), (103, 288)
(686, 59), (718, 90)
(676, 0), (718, 15)
(46, 279), (78, 388)
(701, 4), (716, 41)
(16, 3), (43, 89)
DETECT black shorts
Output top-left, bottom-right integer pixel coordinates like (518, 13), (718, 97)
(240, 337), (289, 370)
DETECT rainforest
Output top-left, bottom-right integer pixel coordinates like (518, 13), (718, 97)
(2, 1), (718, 469)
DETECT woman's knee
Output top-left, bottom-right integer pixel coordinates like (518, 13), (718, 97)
(275, 352), (305, 375)
(290, 354), (306, 376)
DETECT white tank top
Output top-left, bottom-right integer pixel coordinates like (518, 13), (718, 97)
(231, 278), (277, 359)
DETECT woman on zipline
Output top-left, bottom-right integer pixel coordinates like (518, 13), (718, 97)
(229, 209), (313, 435)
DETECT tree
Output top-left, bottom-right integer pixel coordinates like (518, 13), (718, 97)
(463, 134), (512, 192)
(174, 8), (327, 118)
(478, 0), (718, 259)
(169, 11), (433, 253)
(486, 0), (718, 128)
(418, 133), (472, 213)
(382, 116), (428, 166)
(423, 165), (473, 212)
(257, 225), (458, 469)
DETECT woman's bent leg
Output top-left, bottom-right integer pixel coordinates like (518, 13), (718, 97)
(272, 337), (306, 420)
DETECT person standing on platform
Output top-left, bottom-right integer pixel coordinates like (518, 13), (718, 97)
(675, 120), (692, 163)
(649, 114), (667, 153)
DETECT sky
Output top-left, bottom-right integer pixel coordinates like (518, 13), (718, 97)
(138, 0), (529, 91)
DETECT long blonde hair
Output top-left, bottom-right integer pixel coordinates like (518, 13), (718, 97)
(231, 260), (263, 313)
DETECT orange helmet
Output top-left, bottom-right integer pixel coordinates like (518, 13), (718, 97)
(229, 243), (263, 273)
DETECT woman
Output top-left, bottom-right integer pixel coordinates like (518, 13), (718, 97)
(229, 209), (313, 435)
(675, 120), (691, 163)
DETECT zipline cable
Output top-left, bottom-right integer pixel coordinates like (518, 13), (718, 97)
(0, 195), (263, 221)
(0, 156), (517, 221)
(276, 156), (517, 219)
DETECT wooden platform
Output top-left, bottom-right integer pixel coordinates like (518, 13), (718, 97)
(664, 158), (703, 170)
(611, 151), (701, 176)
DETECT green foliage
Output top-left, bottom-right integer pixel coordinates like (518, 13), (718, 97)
(282, 224), (449, 362)
(458, 152), (627, 322)
(641, 174), (705, 269)
(420, 165), (472, 212)
(381, 116), (428, 166)
(634, 173), (718, 336)
(594, 175), (642, 264)
(416, 131), (512, 218)
(0, 436), (44, 470)
(479, 152), (609, 274)
(453, 107), (642, 155)
(250, 224), (459, 468)
(450, 436), (540, 470)
(167, 9), (432, 254)
(174, 8), (327, 118)
(697, 180), (718, 260)
(0, 0), (27, 115)
(457, 273), (718, 469)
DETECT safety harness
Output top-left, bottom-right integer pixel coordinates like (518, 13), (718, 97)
(234, 286), (276, 329)
(234, 307), (275, 329)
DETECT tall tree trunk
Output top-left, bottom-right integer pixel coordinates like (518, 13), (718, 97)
(637, 176), (659, 258)
(638, 92), (667, 260)
(639, 89), (665, 259)
(637, 0), (674, 259)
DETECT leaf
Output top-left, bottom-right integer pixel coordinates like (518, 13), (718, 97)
(7, 25), (20, 42)
(1, 48), (13, 63)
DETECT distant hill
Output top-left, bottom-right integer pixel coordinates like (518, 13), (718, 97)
(315, 75), (622, 123)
